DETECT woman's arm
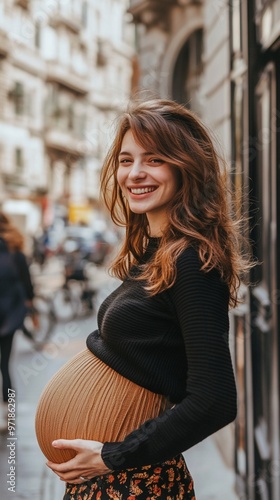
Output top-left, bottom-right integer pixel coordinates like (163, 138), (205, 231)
(101, 248), (237, 470)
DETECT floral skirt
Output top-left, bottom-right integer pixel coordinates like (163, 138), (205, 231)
(63, 454), (196, 500)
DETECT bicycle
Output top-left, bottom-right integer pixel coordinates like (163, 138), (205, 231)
(22, 277), (96, 348)
(22, 295), (56, 347)
(53, 276), (96, 320)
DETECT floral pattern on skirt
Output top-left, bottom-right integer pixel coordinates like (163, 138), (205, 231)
(63, 454), (195, 500)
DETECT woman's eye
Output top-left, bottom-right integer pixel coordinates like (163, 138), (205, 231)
(119, 159), (132, 164)
(149, 158), (163, 164)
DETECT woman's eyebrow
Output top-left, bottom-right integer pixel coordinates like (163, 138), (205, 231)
(118, 151), (131, 156)
(118, 151), (155, 156)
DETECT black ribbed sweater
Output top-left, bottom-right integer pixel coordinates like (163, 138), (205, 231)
(86, 238), (237, 470)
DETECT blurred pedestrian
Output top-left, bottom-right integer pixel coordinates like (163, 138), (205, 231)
(36, 99), (252, 499)
(0, 212), (34, 431)
(32, 227), (50, 267)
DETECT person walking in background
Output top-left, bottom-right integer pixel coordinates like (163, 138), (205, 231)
(0, 212), (34, 431)
(36, 99), (251, 499)
(32, 227), (50, 268)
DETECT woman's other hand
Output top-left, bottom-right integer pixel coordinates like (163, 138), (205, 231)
(46, 439), (111, 483)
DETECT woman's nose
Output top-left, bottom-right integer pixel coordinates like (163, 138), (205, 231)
(128, 160), (146, 179)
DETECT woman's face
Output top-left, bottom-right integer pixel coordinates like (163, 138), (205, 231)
(117, 130), (180, 235)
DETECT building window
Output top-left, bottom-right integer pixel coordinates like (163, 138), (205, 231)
(10, 82), (25, 115)
(255, 0), (280, 47)
(15, 147), (23, 172)
(172, 29), (204, 114)
(35, 21), (41, 48)
(67, 105), (74, 130)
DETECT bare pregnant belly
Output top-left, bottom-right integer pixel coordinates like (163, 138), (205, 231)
(35, 348), (167, 463)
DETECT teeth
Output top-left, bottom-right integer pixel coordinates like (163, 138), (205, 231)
(130, 187), (156, 194)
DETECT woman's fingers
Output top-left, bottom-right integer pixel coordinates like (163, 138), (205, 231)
(47, 458), (78, 473)
(46, 438), (110, 480)
(52, 438), (85, 452)
(47, 465), (92, 483)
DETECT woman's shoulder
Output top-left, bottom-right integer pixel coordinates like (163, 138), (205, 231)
(176, 245), (201, 270)
(175, 245), (228, 290)
(168, 246), (229, 310)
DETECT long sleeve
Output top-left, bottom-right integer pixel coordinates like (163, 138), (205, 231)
(101, 248), (237, 470)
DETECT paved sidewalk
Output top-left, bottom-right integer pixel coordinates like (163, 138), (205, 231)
(185, 437), (238, 500)
(0, 263), (239, 499)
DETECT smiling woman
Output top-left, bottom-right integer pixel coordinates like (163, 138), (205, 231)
(36, 98), (251, 500)
(117, 129), (180, 235)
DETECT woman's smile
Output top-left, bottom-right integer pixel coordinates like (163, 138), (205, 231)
(128, 185), (158, 196)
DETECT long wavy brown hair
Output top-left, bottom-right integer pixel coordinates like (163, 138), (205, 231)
(0, 212), (24, 252)
(101, 99), (251, 307)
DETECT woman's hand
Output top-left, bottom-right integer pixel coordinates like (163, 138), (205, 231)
(46, 439), (111, 484)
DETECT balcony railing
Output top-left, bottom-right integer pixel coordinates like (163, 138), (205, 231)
(45, 128), (86, 160)
(49, 13), (82, 34)
(2, 172), (26, 189)
(46, 61), (89, 95)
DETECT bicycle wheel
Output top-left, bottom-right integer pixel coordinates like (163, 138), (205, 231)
(76, 288), (96, 318)
(23, 296), (55, 345)
(52, 284), (79, 321)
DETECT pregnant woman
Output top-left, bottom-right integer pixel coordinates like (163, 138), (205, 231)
(36, 98), (247, 499)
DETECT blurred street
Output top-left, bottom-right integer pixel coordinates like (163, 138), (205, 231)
(0, 259), (239, 500)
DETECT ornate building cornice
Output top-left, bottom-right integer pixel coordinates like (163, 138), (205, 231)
(128, 0), (202, 27)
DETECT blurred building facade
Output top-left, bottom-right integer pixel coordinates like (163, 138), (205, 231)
(0, 0), (134, 235)
(128, 1), (280, 500)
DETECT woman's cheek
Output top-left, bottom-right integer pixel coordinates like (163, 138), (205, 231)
(117, 170), (127, 192)
(116, 169), (123, 188)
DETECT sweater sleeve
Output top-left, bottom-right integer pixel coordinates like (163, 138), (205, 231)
(101, 248), (237, 470)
